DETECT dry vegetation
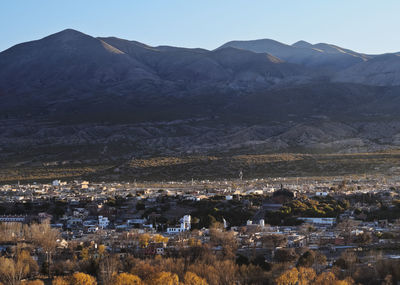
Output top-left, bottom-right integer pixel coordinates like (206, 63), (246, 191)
(3, 151), (400, 183)
(0, 164), (112, 183)
(115, 150), (400, 181)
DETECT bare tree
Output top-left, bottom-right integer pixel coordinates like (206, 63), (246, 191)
(0, 250), (38, 285)
(30, 220), (60, 277)
(99, 254), (120, 285)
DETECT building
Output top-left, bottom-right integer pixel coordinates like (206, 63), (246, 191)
(0, 215), (26, 223)
(98, 216), (109, 229)
(299, 217), (336, 226)
(167, 215), (191, 233)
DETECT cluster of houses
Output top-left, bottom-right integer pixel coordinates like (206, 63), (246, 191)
(0, 176), (400, 263)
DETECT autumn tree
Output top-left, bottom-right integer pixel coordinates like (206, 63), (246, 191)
(113, 273), (142, 285)
(260, 234), (287, 248)
(275, 267), (299, 285)
(314, 272), (337, 285)
(21, 280), (44, 285)
(52, 276), (70, 285)
(130, 262), (158, 282)
(99, 254), (120, 285)
(153, 234), (168, 244)
(70, 272), (97, 285)
(0, 250), (38, 285)
(314, 271), (354, 285)
(148, 271), (179, 285)
(184, 271), (208, 285)
(139, 234), (150, 248)
(30, 220), (60, 276)
(209, 228), (237, 259)
(297, 267), (316, 285)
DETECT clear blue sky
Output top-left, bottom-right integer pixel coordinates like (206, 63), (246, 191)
(1, 0), (399, 54)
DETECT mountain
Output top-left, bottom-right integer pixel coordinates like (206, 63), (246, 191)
(218, 39), (370, 70)
(334, 53), (400, 86)
(2, 29), (400, 168)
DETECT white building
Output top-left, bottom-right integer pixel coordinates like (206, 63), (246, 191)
(0, 216), (26, 223)
(299, 217), (336, 226)
(167, 215), (191, 233)
(98, 216), (109, 229)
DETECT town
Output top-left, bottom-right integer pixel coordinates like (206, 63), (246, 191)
(1, 175), (400, 284)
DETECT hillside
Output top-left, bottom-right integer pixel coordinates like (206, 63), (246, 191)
(1, 29), (400, 173)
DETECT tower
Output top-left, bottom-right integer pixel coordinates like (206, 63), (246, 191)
(180, 215), (191, 231)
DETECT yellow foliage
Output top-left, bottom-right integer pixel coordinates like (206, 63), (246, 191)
(188, 238), (201, 247)
(52, 276), (70, 285)
(113, 273), (142, 285)
(314, 272), (337, 285)
(276, 267), (352, 285)
(153, 234), (168, 243)
(184, 272), (208, 285)
(276, 267), (299, 285)
(148, 271), (179, 285)
(21, 280), (44, 285)
(297, 267), (316, 285)
(71, 272), (97, 285)
(98, 244), (107, 255)
(139, 234), (150, 248)
(81, 248), (90, 260)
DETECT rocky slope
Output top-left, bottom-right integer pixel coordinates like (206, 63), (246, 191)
(1, 29), (400, 166)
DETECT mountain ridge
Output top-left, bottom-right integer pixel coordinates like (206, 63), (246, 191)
(2, 29), (400, 166)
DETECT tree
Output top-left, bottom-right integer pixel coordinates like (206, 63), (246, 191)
(297, 267), (316, 285)
(98, 245), (107, 256)
(313, 251), (327, 273)
(52, 277), (69, 285)
(317, 272), (335, 284)
(100, 254), (120, 285)
(276, 267), (299, 285)
(21, 280), (44, 285)
(261, 234), (287, 248)
(148, 272), (179, 285)
(113, 273), (142, 285)
(209, 229), (237, 260)
(184, 272), (208, 285)
(153, 234), (168, 244)
(71, 272), (97, 285)
(30, 220), (60, 277)
(188, 238), (201, 247)
(0, 250), (38, 285)
(130, 262), (158, 281)
(139, 234), (150, 248)
(81, 247), (90, 261)
(274, 248), (298, 263)
(276, 267), (317, 285)
(297, 251), (315, 268)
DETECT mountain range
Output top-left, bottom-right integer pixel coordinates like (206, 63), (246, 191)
(1, 29), (400, 166)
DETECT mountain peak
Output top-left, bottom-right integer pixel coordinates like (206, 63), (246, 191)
(292, 40), (312, 48)
(44, 29), (91, 42)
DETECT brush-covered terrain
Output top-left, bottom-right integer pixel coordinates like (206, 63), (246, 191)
(2, 29), (400, 182)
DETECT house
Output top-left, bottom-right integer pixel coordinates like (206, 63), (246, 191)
(98, 216), (109, 229)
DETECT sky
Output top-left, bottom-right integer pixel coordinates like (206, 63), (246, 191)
(0, 0), (399, 54)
